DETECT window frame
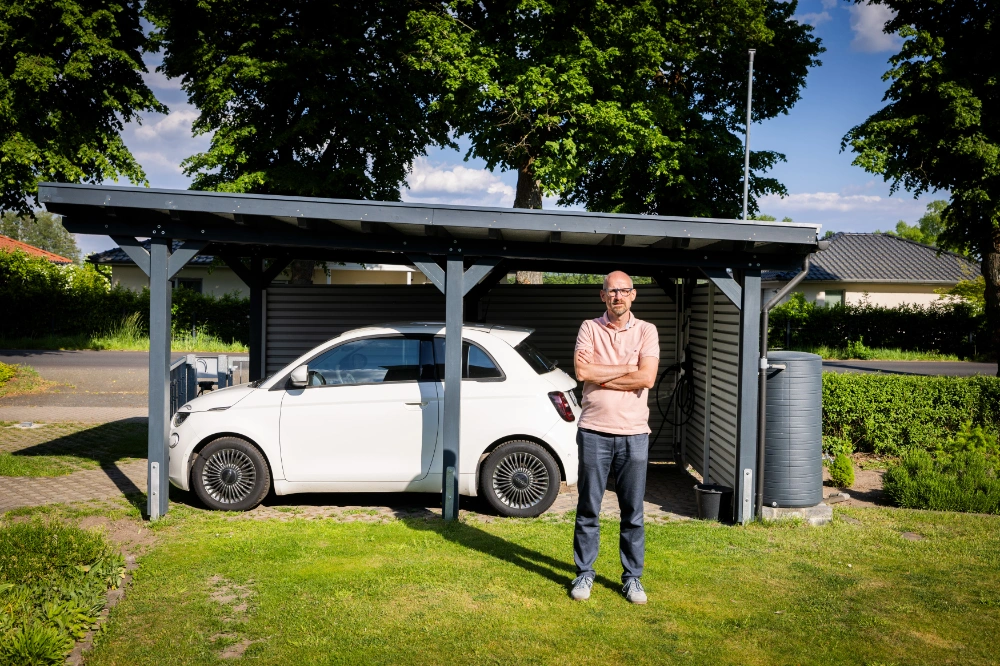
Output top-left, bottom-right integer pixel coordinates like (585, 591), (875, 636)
(431, 336), (506, 383)
(280, 334), (435, 390)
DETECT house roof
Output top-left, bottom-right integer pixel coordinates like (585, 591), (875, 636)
(0, 234), (74, 264)
(762, 233), (980, 284)
(88, 240), (215, 266)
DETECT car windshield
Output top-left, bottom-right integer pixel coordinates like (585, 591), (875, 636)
(514, 340), (558, 374)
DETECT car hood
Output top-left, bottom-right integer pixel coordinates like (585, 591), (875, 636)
(541, 367), (578, 392)
(180, 384), (255, 413)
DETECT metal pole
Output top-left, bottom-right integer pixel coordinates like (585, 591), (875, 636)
(248, 255), (264, 381)
(148, 238), (172, 520)
(442, 253), (464, 520)
(742, 49), (756, 221)
(735, 269), (762, 523)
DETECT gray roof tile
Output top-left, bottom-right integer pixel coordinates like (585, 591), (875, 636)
(88, 240), (215, 266)
(762, 233), (979, 283)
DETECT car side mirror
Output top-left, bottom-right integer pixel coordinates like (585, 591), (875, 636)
(288, 364), (308, 388)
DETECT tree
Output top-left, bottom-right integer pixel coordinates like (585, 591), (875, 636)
(409, 0), (822, 220)
(0, 211), (80, 262)
(841, 0), (1000, 368)
(751, 214), (778, 221)
(146, 1), (451, 201)
(0, 0), (164, 213)
(885, 200), (948, 247)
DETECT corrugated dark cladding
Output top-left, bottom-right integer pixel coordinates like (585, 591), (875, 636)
(265, 283), (679, 460)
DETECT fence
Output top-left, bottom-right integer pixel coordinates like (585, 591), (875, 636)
(169, 355), (251, 415)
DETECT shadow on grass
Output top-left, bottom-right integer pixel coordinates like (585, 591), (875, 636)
(3, 419), (146, 468)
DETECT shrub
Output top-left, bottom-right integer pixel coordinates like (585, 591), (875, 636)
(0, 362), (14, 385)
(822, 373), (1000, 456)
(828, 453), (855, 488)
(822, 435), (853, 458)
(884, 449), (1000, 514)
(769, 292), (984, 358)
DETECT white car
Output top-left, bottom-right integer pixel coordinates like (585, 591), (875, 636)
(168, 323), (580, 517)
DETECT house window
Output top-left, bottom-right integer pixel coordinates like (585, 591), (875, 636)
(172, 277), (203, 293)
(825, 290), (844, 307)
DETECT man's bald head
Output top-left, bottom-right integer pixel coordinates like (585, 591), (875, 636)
(603, 271), (633, 290)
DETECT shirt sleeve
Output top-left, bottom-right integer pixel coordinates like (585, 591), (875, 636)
(575, 320), (594, 354)
(639, 323), (660, 359)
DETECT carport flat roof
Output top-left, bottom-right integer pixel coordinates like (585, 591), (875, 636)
(40, 182), (819, 271)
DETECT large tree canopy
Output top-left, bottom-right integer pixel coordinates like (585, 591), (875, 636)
(0, 0), (164, 213)
(0, 211), (80, 262)
(408, 0), (822, 216)
(842, 0), (1000, 369)
(146, 0), (452, 201)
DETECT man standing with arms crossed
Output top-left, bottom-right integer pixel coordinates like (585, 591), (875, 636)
(570, 271), (659, 604)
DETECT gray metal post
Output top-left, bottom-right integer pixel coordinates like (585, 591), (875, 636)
(734, 269), (762, 523)
(701, 282), (715, 484)
(443, 254), (464, 520)
(148, 238), (172, 520)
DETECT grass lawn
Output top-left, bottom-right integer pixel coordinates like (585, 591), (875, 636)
(790, 346), (961, 362)
(36, 502), (994, 665)
(0, 421), (146, 477)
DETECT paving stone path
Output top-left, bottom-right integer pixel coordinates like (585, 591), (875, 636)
(0, 460), (147, 514)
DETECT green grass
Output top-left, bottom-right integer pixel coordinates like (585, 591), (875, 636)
(0, 363), (51, 399)
(0, 421), (146, 477)
(792, 345), (960, 361)
(0, 521), (125, 665)
(0, 333), (247, 353)
(65, 505), (1000, 665)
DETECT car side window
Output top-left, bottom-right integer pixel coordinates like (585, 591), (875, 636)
(306, 336), (426, 386)
(432, 338), (504, 380)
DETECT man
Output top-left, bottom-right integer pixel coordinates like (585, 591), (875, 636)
(570, 271), (659, 604)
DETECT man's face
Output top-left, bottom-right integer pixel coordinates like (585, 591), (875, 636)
(601, 273), (636, 317)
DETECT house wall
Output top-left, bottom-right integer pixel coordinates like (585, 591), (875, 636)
(762, 281), (952, 309)
(111, 263), (430, 297)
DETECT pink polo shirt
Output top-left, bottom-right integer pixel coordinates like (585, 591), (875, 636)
(575, 311), (660, 435)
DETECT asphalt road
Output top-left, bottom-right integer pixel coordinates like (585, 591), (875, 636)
(821, 360), (998, 376)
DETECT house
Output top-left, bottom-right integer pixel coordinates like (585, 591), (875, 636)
(87, 241), (431, 297)
(0, 234), (74, 264)
(762, 232), (980, 308)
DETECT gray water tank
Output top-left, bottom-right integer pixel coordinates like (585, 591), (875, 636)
(763, 351), (823, 508)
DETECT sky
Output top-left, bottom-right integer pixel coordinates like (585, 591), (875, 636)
(75, 0), (944, 257)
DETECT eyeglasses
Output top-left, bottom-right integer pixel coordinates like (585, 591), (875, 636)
(604, 288), (634, 297)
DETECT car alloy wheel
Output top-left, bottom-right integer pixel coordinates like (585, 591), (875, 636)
(492, 451), (549, 509)
(202, 448), (257, 504)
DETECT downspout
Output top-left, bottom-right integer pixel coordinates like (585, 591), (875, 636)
(755, 244), (826, 518)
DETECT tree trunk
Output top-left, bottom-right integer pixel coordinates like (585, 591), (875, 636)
(514, 162), (544, 284)
(983, 237), (1000, 376)
(289, 260), (315, 285)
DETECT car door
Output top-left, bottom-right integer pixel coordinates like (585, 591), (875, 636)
(279, 335), (439, 482)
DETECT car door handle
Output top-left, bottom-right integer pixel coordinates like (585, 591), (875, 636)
(404, 401), (428, 409)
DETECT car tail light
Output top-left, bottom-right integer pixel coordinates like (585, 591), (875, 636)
(548, 391), (576, 422)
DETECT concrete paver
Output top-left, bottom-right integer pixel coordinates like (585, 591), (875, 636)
(0, 460), (147, 513)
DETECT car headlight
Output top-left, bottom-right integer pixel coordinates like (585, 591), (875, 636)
(172, 412), (190, 428)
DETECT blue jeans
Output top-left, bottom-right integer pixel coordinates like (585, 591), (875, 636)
(573, 428), (649, 583)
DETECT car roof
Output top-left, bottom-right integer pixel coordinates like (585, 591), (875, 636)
(346, 322), (534, 347)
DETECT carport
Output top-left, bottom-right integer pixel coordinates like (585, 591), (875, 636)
(39, 182), (819, 524)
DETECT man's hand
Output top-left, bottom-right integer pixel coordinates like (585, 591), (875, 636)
(575, 347), (638, 384)
(600, 356), (659, 391)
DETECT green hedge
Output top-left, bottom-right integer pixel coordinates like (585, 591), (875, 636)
(770, 293), (984, 358)
(822, 373), (1000, 456)
(0, 250), (250, 344)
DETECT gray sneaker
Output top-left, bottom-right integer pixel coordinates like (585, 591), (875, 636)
(622, 578), (647, 604)
(569, 575), (594, 601)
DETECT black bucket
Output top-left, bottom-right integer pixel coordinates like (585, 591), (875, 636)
(694, 484), (734, 522)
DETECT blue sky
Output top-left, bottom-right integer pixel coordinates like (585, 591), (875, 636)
(76, 0), (944, 256)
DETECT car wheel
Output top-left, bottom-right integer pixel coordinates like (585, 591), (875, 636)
(480, 440), (560, 518)
(192, 437), (271, 511)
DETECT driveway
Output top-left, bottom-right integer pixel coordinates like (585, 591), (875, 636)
(822, 360), (998, 376)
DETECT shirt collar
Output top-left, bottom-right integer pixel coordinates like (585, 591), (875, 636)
(599, 311), (634, 330)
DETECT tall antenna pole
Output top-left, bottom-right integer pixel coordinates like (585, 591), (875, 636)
(742, 49), (756, 221)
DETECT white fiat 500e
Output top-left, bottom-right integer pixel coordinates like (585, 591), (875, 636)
(168, 323), (580, 517)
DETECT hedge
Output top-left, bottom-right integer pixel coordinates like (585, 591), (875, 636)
(822, 373), (1000, 456)
(769, 293), (984, 358)
(0, 250), (250, 344)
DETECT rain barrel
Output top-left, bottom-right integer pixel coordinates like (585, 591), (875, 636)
(763, 351), (823, 508)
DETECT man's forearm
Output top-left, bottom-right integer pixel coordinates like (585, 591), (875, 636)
(576, 363), (637, 384)
(602, 369), (657, 391)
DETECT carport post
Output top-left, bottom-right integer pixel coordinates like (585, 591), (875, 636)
(734, 270), (762, 524)
(443, 254), (464, 520)
(148, 238), (172, 521)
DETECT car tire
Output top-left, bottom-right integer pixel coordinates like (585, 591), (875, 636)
(191, 437), (271, 511)
(479, 440), (560, 518)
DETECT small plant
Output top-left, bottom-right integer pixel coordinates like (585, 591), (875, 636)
(885, 449), (1000, 513)
(823, 435), (853, 459)
(829, 453), (855, 488)
(0, 362), (15, 385)
(844, 336), (875, 360)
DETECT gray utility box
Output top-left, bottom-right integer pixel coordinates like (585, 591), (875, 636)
(763, 351), (823, 508)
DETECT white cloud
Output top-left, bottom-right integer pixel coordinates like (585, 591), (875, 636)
(134, 108), (199, 140)
(796, 11), (831, 26)
(848, 2), (902, 52)
(402, 157), (515, 207)
(132, 151), (185, 174)
(757, 189), (942, 233)
(821, 0), (837, 9)
(142, 69), (183, 92)
(762, 191), (886, 212)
